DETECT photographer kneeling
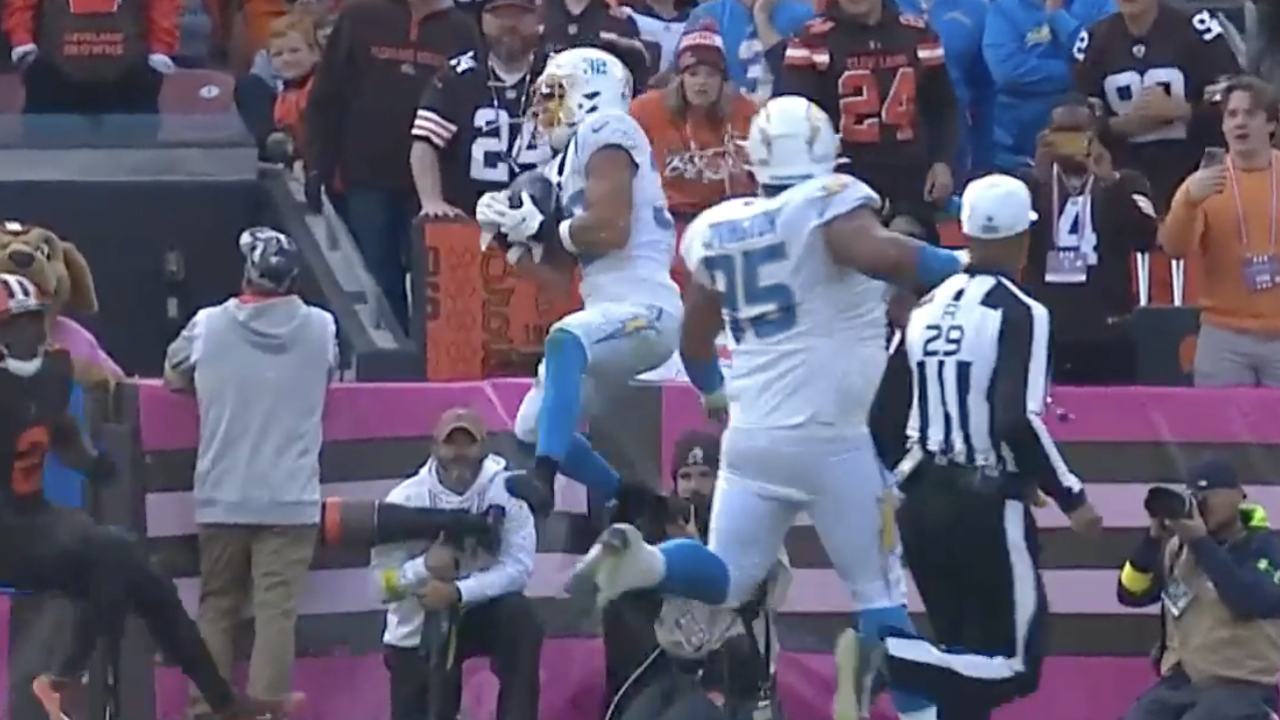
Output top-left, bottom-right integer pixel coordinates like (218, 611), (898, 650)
(1118, 458), (1280, 720)
(373, 408), (542, 720)
(610, 432), (789, 720)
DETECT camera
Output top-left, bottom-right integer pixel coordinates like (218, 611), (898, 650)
(320, 498), (504, 553)
(1144, 486), (1195, 521)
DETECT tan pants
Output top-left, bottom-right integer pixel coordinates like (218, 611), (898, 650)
(190, 524), (317, 714)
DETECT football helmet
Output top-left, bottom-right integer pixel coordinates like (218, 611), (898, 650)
(530, 46), (634, 151)
(745, 95), (840, 187)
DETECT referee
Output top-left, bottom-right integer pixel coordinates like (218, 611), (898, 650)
(848, 174), (1104, 720)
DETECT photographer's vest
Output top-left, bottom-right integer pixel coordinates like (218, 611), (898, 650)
(1159, 538), (1280, 685)
(38, 0), (146, 82)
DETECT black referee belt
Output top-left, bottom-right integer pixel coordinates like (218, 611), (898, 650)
(915, 452), (1007, 492)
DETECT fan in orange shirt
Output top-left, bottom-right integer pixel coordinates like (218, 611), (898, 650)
(631, 24), (756, 236)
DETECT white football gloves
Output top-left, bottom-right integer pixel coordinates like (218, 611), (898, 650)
(476, 190), (545, 265)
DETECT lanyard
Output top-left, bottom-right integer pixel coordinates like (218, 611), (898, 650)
(1226, 155), (1278, 252)
(1050, 166), (1093, 250)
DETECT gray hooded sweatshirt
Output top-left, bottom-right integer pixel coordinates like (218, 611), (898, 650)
(165, 295), (337, 526)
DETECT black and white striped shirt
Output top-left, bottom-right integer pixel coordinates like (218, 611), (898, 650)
(903, 271), (1086, 510)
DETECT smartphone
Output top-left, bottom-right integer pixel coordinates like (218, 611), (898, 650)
(1201, 147), (1227, 168)
(1045, 130), (1091, 158)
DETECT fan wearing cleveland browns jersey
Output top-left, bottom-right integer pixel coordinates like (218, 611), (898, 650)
(1073, 0), (1241, 210)
(411, 0), (553, 218)
(774, 0), (960, 245)
(0, 271), (302, 720)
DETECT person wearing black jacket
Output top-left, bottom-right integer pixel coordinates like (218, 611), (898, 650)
(305, 0), (480, 333)
(540, 0), (653, 87)
(1020, 97), (1159, 386)
(1118, 459), (1280, 720)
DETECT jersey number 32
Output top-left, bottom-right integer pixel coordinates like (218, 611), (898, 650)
(705, 242), (797, 343)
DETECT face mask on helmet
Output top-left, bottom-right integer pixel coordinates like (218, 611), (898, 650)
(531, 74), (579, 151)
(0, 311), (48, 378)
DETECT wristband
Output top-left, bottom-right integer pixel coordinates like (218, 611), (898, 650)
(915, 243), (964, 289)
(558, 218), (578, 254)
(681, 352), (723, 396)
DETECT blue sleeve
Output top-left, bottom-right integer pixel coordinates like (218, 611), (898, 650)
(1187, 534), (1280, 620)
(771, 0), (815, 38)
(982, 3), (1072, 94)
(685, 4), (712, 30)
(1045, 9), (1084, 52)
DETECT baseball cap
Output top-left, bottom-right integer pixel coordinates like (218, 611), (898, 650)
(676, 26), (727, 74)
(483, 0), (536, 11)
(1186, 457), (1243, 493)
(959, 174), (1038, 240)
(434, 407), (487, 442)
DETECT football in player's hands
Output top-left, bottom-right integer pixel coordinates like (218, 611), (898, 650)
(503, 169), (575, 268)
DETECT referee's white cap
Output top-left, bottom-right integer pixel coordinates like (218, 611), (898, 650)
(960, 173), (1039, 240)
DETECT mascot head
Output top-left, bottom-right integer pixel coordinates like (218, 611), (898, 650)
(0, 273), (50, 378)
(0, 221), (98, 318)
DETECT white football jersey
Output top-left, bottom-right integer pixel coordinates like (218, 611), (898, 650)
(544, 111), (681, 313)
(681, 175), (888, 430)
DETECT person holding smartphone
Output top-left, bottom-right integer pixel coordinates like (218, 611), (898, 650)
(1116, 457), (1280, 720)
(1019, 96), (1159, 385)
(1161, 75), (1280, 387)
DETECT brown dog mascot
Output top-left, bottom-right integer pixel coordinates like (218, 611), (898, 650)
(0, 222), (123, 387)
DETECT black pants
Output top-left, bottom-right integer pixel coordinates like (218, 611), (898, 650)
(384, 593), (542, 720)
(0, 505), (236, 711)
(21, 56), (162, 115)
(890, 463), (1047, 720)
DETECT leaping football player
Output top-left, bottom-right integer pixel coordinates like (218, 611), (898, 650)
(474, 46), (682, 513)
(566, 95), (970, 720)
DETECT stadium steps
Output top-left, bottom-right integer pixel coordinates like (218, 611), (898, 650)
(0, 110), (418, 380)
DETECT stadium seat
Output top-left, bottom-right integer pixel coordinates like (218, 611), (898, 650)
(158, 68), (236, 115)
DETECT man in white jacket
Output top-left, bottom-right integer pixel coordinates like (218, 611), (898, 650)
(371, 408), (541, 720)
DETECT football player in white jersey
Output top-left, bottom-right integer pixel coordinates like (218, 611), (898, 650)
(567, 95), (971, 720)
(474, 47), (682, 509)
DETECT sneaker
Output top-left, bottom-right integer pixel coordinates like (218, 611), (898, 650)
(31, 674), (83, 720)
(833, 629), (883, 720)
(218, 692), (306, 720)
(564, 523), (656, 606)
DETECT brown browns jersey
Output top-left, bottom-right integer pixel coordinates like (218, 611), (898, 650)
(1073, 4), (1241, 209)
(777, 3), (952, 204)
(0, 349), (73, 511)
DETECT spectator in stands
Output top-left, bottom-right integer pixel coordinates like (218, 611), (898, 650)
(688, 0), (811, 102)
(1161, 76), (1280, 387)
(1021, 97), (1158, 385)
(541, 0), (643, 57)
(373, 407), (540, 720)
(630, 27), (755, 234)
(622, 0), (698, 72)
(1117, 458), (1280, 720)
(162, 227), (336, 720)
(235, 10), (325, 158)
(896, 0), (996, 179)
(306, 0), (480, 333)
(981, 0), (1113, 172)
(4, 0), (179, 119)
(235, 5), (330, 152)
(613, 430), (788, 720)
(411, 0), (548, 218)
(1072, 0), (1240, 212)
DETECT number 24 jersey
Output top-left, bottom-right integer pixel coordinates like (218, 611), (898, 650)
(412, 49), (553, 214)
(680, 175), (888, 430)
(777, 7), (948, 182)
